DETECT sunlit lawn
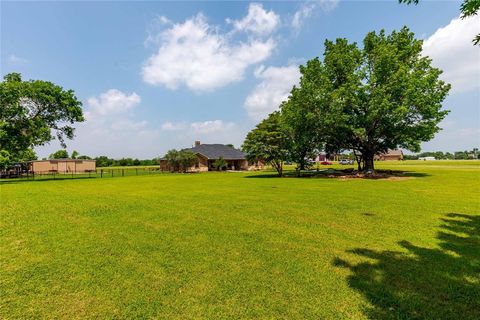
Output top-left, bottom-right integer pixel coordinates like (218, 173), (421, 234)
(1, 161), (479, 319)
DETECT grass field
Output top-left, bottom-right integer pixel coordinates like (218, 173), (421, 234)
(1, 161), (479, 319)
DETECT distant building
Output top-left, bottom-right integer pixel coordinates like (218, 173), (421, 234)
(160, 141), (264, 172)
(418, 156), (436, 161)
(375, 149), (404, 161)
(27, 159), (96, 173)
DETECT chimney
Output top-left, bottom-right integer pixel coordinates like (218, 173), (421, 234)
(195, 140), (201, 147)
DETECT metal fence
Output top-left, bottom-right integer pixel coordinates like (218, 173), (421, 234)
(0, 167), (164, 181)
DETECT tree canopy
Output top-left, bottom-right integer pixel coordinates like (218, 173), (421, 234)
(49, 149), (69, 159)
(213, 156), (228, 171)
(0, 73), (84, 163)
(164, 149), (197, 173)
(317, 28), (450, 171)
(242, 111), (289, 176)
(243, 27), (451, 173)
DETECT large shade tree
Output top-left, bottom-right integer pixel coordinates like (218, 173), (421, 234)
(242, 111), (289, 177)
(312, 27), (450, 171)
(0, 73), (84, 162)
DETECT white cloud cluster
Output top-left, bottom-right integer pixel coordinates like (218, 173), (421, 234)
(423, 15), (480, 93)
(292, 3), (315, 31)
(227, 3), (280, 35)
(142, 6), (277, 91)
(87, 89), (141, 115)
(244, 64), (300, 120)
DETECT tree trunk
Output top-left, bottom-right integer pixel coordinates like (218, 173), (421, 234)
(353, 151), (363, 171)
(278, 162), (283, 177)
(363, 152), (375, 172)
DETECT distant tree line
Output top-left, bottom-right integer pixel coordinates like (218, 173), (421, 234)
(404, 149), (479, 160)
(45, 149), (159, 167)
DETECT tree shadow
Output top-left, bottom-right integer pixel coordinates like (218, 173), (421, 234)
(244, 170), (430, 179)
(333, 213), (480, 319)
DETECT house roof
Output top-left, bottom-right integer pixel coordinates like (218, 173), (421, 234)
(384, 149), (403, 156)
(27, 159), (96, 163)
(184, 144), (246, 160)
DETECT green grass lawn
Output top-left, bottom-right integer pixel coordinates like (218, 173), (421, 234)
(1, 161), (479, 319)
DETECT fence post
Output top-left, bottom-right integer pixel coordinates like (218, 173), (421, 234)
(111, 170), (113, 177)
(101, 169), (103, 178)
(136, 168), (138, 175)
(122, 169), (124, 177)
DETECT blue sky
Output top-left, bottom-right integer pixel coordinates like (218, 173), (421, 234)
(1, 0), (479, 158)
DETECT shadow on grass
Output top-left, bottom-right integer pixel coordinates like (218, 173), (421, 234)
(244, 170), (431, 179)
(333, 213), (480, 319)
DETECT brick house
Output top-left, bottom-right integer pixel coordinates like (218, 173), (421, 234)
(375, 149), (404, 161)
(160, 141), (264, 172)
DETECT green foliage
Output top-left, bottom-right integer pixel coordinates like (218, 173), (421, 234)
(70, 150), (79, 159)
(399, 0), (480, 45)
(299, 27), (450, 171)
(0, 150), (11, 170)
(49, 149), (69, 159)
(0, 73), (84, 159)
(213, 156), (228, 171)
(92, 156), (158, 167)
(15, 148), (37, 162)
(165, 149), (197, 172)
(281, 58), (328, 171)
(242, 111), (289, 176)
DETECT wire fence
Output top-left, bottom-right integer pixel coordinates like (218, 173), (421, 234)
(0, 167), (164, 182)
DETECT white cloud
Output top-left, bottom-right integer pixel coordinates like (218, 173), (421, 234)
(292, 3), (315, 31)
(8, 54), (28, 64)
(291, 0), (338, 32)
(87, 89), (141, 115)
(423, 15), (480, 93)
(227, 3), (280, 36)
(244, 64), (300, 120)
(142, 13), (276, 91)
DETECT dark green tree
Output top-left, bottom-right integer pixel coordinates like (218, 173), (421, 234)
(309, 27), (450, 171)
(70, 150), (79, 159)
(165, 149), (197, 172)
(49, 149), (69, 159)
(213, 156), (228, 171)
(0, 150), (11, 170)
(242, 111), (289, 177)
(0, 73), (84, 159)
